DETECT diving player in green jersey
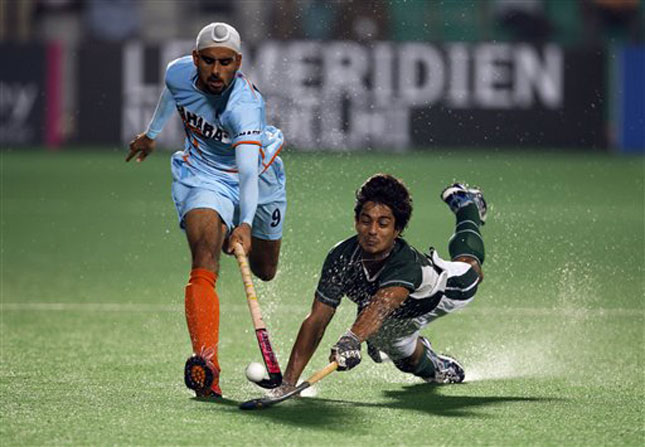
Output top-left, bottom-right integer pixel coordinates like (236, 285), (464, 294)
(274, 174), (487, 394)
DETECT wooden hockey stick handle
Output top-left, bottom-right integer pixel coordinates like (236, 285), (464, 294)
(304, 361), (339, 386)
(233, 243), (266, 330)
(277, 361), (339, 401)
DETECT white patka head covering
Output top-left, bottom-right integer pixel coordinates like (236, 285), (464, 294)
(195, 22), (241, 54)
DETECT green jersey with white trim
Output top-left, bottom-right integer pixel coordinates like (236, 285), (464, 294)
(315, 236), (479, 319)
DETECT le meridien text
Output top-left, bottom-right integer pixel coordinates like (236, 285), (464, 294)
(123, 41), (563, 150)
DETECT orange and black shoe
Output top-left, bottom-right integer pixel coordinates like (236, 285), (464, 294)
(184, 355), (221, 398)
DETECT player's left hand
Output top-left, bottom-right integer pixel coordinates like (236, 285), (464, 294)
(330, 330), (361, 371)
(126, 133), (156, 163)
(226, 223), (252, 255)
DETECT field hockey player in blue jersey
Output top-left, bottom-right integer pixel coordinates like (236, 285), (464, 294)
(126, 22), (286, 398)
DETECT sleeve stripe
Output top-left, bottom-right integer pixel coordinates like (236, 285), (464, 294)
(232, 140), (262, 148)
(315, 289), (340, 308)
(260, 141), (284, 174)
(380, 280), (415, 288)
(238, 73), (259, 100)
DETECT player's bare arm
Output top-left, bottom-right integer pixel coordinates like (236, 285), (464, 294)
(281, 298), (336, 388)
(126, 133), (156, 163)
(350, 286), (409, 342)
(126, 85), (175, 163)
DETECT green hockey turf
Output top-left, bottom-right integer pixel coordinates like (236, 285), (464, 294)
(1, 149), (643, 446)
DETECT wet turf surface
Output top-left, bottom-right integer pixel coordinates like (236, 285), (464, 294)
(2, 149), (643, 446)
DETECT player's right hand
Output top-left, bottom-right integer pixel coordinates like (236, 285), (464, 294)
(226, 223), (252, 256)
(330, 330), (361, 371)
(126, 133), (156, 163)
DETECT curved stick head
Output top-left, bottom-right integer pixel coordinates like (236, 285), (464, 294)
(239, 398), (269, 410)
(254, 372), (283, 389)
(239, 382), (308, 410)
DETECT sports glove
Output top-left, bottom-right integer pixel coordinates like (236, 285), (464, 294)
(330, 330), (361, 371)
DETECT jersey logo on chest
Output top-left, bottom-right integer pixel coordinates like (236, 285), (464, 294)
(177, 105), (230, 143)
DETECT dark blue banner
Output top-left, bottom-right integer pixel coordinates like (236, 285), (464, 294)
(619, 46), (645, 152)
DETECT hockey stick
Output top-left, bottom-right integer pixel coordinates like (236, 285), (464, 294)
(233, 243), (283, 389)
(239, 362), (338, 410)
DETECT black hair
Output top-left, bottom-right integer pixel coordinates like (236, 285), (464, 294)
(354, 174), (413, 233)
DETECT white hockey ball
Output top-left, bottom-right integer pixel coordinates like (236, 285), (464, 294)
(245, 362), (266, 383)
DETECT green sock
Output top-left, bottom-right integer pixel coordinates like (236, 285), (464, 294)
(412, 347), (436, 379)
(448, 203), (485, 264)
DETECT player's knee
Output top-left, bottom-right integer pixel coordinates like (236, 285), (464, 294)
(249, 240), (281, 281)
(449, 231), (485, 265)
(454, 256), (484, 283)
(191, 245), (219, 272)
(252, 263), (277, 281)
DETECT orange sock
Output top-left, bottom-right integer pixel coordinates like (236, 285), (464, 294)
(185, 268), (221, 392)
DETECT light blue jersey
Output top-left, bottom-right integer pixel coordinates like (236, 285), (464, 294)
(149, 56), (286, 239)
(166, 56), (270, 174)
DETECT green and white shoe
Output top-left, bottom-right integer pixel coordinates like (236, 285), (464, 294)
(419, 336), (465, 384)
(441, 183), (488, 224)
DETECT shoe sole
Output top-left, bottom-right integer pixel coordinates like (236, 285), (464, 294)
(440, 185), (468, 202)
(184, 356), (215, 395)
(441, 184), (487, 224)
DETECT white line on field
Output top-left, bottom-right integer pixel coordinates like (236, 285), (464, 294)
(0, 302), (642, 317)
(0, 302), (246, 313)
